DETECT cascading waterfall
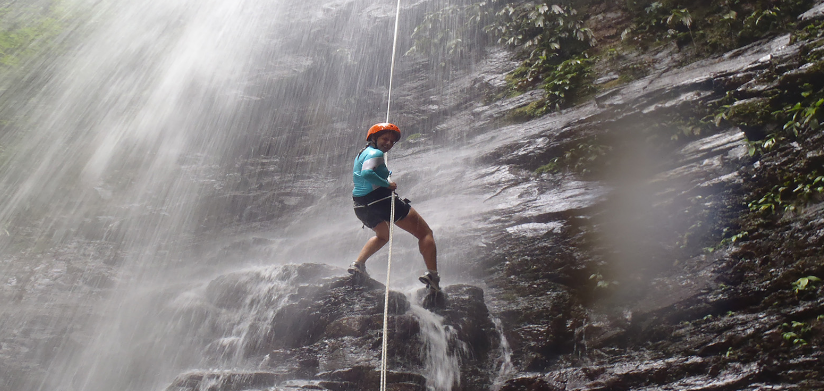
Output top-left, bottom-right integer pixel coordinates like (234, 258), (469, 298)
(186, 266), (306, 368)
(1, 1), (287, 389)
(2, 0), (361, 390)
(490, 318), (514, 390)
(0, 0), (274, 248)
(0, 0), (495, 390)
(71, 264), (468, 391)
(408, 295), (466, 391)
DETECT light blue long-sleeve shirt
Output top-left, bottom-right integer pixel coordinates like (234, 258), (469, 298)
(353, 146), (391, 197)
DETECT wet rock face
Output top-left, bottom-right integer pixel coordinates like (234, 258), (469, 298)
(165, 264), (500, 391)
(452, 8), (824, 391)
(0, 240), (119, 391)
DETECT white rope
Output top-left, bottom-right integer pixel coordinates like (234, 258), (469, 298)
(385, 0), (402, 123)
(380, 190), (395, 391)
(381, 1), (402, 389)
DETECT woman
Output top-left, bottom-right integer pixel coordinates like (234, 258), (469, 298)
(349, 122), (440, 291)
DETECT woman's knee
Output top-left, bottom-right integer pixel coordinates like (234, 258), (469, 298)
(414, 214), (434, 239)
(399, 213), (431, 240)
(414, 223), (435, 244)
(372, 222), (390, 242)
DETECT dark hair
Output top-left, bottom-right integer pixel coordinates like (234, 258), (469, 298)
(356, 143), (370, 158)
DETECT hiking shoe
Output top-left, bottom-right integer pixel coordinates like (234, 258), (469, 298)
(418, 271), (441, 292)
(347, 261), (368, 277)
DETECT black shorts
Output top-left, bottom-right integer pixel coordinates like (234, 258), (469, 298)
(353, 187), (411, 229)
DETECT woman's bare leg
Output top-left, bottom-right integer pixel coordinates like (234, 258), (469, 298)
(395, 207), (437, 271)
(356, 222), (390, 264)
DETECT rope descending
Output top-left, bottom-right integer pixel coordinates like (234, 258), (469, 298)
(380, 189), (395, 391)
(385, 0), (402, 123)
(381, 1), (402, 389)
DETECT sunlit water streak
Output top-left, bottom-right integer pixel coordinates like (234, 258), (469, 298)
(0, 0), (303, 390)
(409, 291), (466, 391)
(0, 0), (503, 390)
(490, 317), (514, 390)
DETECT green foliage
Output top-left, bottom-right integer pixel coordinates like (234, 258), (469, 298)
(715, 85), (824, 156)
(625, 0), (815, 53)
(666, 7), (694, 44)
(668, 114), (714, 141)
(730, 98), (773, 128)
(541, 54), (594, 111)
(791, 20), (824, 43)
(729, 231), (749, 243)
(0, 1), (68, 137)
(617, 59), (653, 83)
(407, 2), (493, 64)
(535, 137), (610, 175)
(534, 160), (558, 175)
(590, 273), (618, 289)
(622, 1), (695, 46)
(508, 53), (595, 116)
(508, 98), (548, 120)
(405, 133), (423, 141)
(489, 1), (595, 112)
(411, 1), (598, 115)
(792, 276), (821, 294)
(487, 2), (595, 52)
(776, 86), (824, 136)
(747, 134), (779, 156)
(0, 2), (64, 68)
(722, 0), (813, 46)
(738, 7), (781, 42)
(709, 230), (749, 252)
(666, 7), (692, 29)
(748, 171), (824, 214)
(781, 321), (812, 345)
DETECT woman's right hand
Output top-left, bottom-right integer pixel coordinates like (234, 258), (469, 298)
(388, 182), (397, 191)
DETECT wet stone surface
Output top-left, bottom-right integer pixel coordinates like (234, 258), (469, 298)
(438, 13), (824, 391)
(162, 263), (500, 391)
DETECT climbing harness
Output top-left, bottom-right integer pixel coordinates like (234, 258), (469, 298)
(353, 194), (409, 210)
(380, 1), (403, 389)
(353, 194), (394, 208)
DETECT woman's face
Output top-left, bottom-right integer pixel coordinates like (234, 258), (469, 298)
(375, 132), (398, 153)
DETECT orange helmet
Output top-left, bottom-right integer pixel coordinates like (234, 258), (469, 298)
(366, 122), (401, 141)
